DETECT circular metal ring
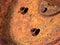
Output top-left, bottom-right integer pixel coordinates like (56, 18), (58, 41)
(38, 0), (60, 16)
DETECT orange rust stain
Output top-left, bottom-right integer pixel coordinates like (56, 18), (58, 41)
(0, 0), (60, 45)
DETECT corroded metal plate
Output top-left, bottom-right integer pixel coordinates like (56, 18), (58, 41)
(39, 0), (60, 16)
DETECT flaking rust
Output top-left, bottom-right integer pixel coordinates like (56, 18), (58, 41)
(38, 0), (60, 16)
(46, 37), (60, 45)
(45, 0), (60, 7)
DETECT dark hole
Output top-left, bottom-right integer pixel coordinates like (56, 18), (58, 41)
(31, 28), (36, 32)
(19, 7), (28, 14)
(31, 28), (40, 36)
(41, 8), (47, 13)
(35, 29), (40, 35)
